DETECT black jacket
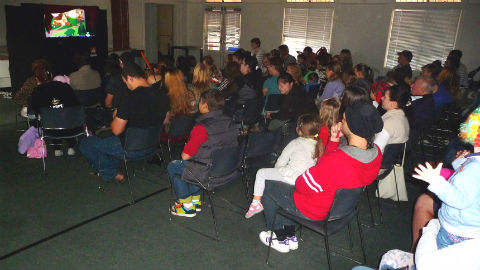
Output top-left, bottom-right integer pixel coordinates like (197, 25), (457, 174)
(271, 85), (318, 121)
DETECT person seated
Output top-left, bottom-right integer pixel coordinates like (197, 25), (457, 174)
(14, 59), (49, 108)
(79, 62), (169, 182)
(217, 61), (242, 98)
(305, 72), (319, 95)
(146, 63), (165, 86)
(262, 57), (282, 97)
(105, 52), (134, 109)
(266, 72), (317, 131)
(163, 68), (196, 127)
(320, 62), (345, 101)
(412, 107), (480, 250)
(278, 44), (297, 70)
(433, 67), (458, 110)
(410, 107), (480, 252)
(29, 66), (80, 156)
(69, 52), (101, 92)
(352, 63), (373, 95)
(286, 63), (306, 86)
(374, 84), (410, 153)
(191, 63), (211, 104)
(258, 101), (383, 253)
(245, 114), (322, 219)
(407, 76), (435, 145)
(168, 90), (238, 217)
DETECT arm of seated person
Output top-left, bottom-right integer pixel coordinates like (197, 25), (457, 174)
(181, 124), (208, 161)
(105, 94), (114, 108)
(374, 129), (390, 153)
(111, 116), (127, 135)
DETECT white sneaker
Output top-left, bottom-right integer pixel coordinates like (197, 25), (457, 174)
(67, 148), (75, 156)
(287, 236), (298, 250)
(259, 231), (290, 253)
(54, 150), (64, 157)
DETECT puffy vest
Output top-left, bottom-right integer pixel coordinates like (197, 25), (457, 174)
(182, 110), (239, 189)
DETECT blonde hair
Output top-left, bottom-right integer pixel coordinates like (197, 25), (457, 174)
(287, 63), (305, 85)
(437, 68), (460, 99)
(165, 69), (193, 116)
(314, 98), (341, 159)
(192, 63), (211, 100)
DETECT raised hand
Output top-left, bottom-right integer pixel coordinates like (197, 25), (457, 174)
(330, 122), (343, 142)
(413, 162), (444, 185)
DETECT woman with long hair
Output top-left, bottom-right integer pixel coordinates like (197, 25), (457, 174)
(437, 67), (460, 101)
(191, 63), (211, 102)
(320, 62), (345, 101)
(352, 63), (374, 94)
(286, 63), (306, 86)
(165, 69), (195, 119)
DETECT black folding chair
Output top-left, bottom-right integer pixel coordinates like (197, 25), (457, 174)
(38, 106), (88, 173)
(171, 146), (243, 240)
(263, 94), (283, 126)
(161, 115), (196, 161)
(365, 143), (406, 225)
(266, 188), (366, 270)
(118, 125), (163, 204)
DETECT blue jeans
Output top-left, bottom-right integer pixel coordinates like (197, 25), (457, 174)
(167, 160), (201, 200)
(436, 226), (470, 249)
(80, 135), (151, 181)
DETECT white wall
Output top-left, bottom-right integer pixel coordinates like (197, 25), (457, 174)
(184, 0), (480, 73)
(0, 0), (113, 49)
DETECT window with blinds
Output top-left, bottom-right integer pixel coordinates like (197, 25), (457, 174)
(204, 8), (241, 51)
(282, 8), (334, 54)
(385, 9), (461, 70)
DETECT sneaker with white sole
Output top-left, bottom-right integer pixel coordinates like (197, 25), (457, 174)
(192, 200), (202, 212)
(259, 231), (290, 253)
(245, 201), (264, 219)
(67, 148), (75, 156)
(54, 150), (64, 157)
(170, 201), (196, 217)
(286, 236), (298, 250)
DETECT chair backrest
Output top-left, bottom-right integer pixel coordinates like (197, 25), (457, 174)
(75, 88), (103, 107)
(264, 94), (283, 112)
(382, 143), (406, 169)
(327, 187), (363, 221)
(244, 132), (276, 159)
(39, 106), (86, 130)
(168, 115), (196, 138)
(209, 146), (241, 178)
(124, 125), (162, 152)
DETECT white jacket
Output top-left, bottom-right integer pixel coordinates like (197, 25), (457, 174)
(275, 137), (317, 183)
(415, 219), (480, 270)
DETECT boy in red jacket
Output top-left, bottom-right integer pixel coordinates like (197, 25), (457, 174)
(259, 101), (384, 253)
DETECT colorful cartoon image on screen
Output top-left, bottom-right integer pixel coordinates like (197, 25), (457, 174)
(45, 9), (90, 37)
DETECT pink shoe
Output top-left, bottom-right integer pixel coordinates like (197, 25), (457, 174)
(245, 201), (264, 219)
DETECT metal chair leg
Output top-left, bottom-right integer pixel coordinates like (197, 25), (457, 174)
(41, 138), (46, 174)
(324, 235), (332, 270)
(393, 166), (400, 206)
(365, 186), (375, 226)
(375, 179), (383, 224)
(266, 211), (278, 265)
(206, 190), (219, 241)
(123, 158), (135, 205)
(356, 212), (367, 264)
(241, 167), (249, 201)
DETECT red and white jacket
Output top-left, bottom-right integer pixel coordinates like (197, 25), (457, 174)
(294, 141), (382, 221)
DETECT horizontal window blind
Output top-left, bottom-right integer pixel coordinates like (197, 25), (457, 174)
(225, 10), (241, 51)
(385, 9), (461, 70)
(204, 10), (222, 51)
(282, 8), (333, 54)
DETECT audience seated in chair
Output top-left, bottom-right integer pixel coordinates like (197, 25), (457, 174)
(258, 101), (383, 253)
(29, 65), (80, 157)
(320, 62), (345, 101)
(266, 72), (317, 131)
(69, 52), (102, 102)
(104, 52), (134, 109)
(168, 90), (238, 217)
(80, 62), (169, 182)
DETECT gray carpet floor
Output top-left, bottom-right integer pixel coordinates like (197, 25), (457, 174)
(0, 98), (422, 270)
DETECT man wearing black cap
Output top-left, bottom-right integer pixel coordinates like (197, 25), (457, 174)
(393, 50), (413, 86)
(258, 102), (384, 253)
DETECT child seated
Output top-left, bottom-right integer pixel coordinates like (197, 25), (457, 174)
(168, 90), (238, 217)
(305, 72), (320, 95)
(245, 114), (321, 218)
(413, 106), (480, 249)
